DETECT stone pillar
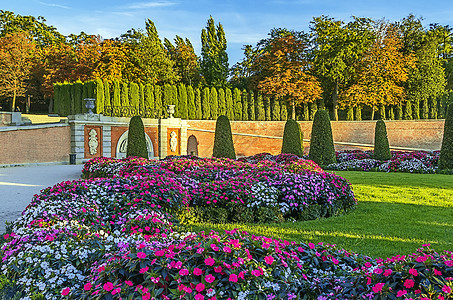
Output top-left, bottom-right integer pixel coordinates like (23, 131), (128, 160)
(158, 118), (188, 159)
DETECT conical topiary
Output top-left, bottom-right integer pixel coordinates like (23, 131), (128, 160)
(439, 103), (453, 169)
(308, 110), (336, 166)
(374, 120), (391, 161)
(212, 115), (236, 159)
(281, 119), (304, 157)
(126, 116), (148, 159)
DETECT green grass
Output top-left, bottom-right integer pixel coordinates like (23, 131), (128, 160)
(188, 171), (453, 259)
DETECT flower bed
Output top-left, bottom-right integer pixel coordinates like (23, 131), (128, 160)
(1, 155), (452, 299)
(325, 150), (440, 174)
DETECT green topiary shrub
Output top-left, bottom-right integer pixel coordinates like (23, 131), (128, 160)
(374, 119), (391, 161)
(212, 115), (236, 159)
(126, 116), (148, 159)
(439, 103), (453, 169)
(281, 119), (304, 157)
(309, 109), (336, 166)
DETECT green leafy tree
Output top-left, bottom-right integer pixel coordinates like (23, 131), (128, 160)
(103, 79), (111, 110)
(139, 83), (145, 110)
(303, 103), (310, 121)
(242, 89), (248, 120)
(121, 82), (130, 107)
(195, 88), (202, 119)
(172, 85), (178, 117)
(154, 85), (162, 118)
(163, 84), (172, 118)
(272, 98), (281, 121)
(178, 83), (188, 119)
(218, 88), (226, 116)
(130, 82), (139, 108)
(202, 87), (210, 119)
(256, 92), (265, 121)
(74, 81), (83, 114)
(374, 120), (391, 160)
(164, 35), (200, 86)
(144, 83), (154, 112)
(281, 102), (288, 121)
(210, 87), (219, 119)
(309, 110), (336, 166)
(265, 96), (271, 121)
(95, 78), (104, 114)
(126, 116), (148, 159)
(212, 115), (236, 159)
(281, 119), (304, 156)
(310, 101), (318, 120)
(200, 16), (229, 87)
(187, 85), (196, 119)
(112, 80), (121, 113)
(440, 103), (453, 169)
(404, 100), (413, 120)
(225, 87), (234, 120)
(346, 107), (354, 121)
(233, 88), (242, 120)
(248, 90), (256, 121)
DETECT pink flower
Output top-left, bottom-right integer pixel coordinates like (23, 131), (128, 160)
(442, 285), (452, 294)
(139, 266), (149, 274)
(308, 242), (315, 249)
(137, 252), (146, 259)
(223, 246), (232, 253)
(229, 273), (238, 282)
(194, 267), (203, 276)
(264, 255), (274, 265)
(125, 280), (133, 286)
(61, 287), (70, 296)
(396, 290), (407, 297)
(373, 268), (383, 274)
(383, 269), (393, 277)
(372, 283), (385, 293)
(205, 274), (215, 283)
(373, 283), (385, 293)
(143, 292), (151, 300)
(112, 288), (121, 295)
(83, 282), (92, 291)
(179, 268), (189, 276)
(103, 282), (114, 292)
(214, 266), (222, 273)
(434, 269), (443, 276)
(205, 257), (215, 266)
(251, 269), (262, 277)
(409, 268), (418, 277)
(155, 250), (165, 256)
(196, 282), (205, 292)
(195, 294), (205, 300)
(404, 279), (414, 289)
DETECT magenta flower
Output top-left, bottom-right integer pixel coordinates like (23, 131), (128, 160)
(404, 279), (414, 289)
(195, 282), (205, 292)
(137, 251), (146, 259)
(229, 273), (238, 282)
(396, 290), (407, 297)
(205, 274), (215, 283)
(443, 285), (452, 294)
(193, 267), (203, 276)
(264, 255), (274, 265)
(83, 282), (92, 291)
(205, 257), (215, 266)
(61, 287), (70, 296)
(103, 282), (114, 292)
(372, 283), (384, 293)
(179, 268), (189, 276)
(409, 268), (418, 277)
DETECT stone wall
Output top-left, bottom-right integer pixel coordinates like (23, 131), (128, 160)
(0, 124), (71, 165)
(187, 120), (445, 158)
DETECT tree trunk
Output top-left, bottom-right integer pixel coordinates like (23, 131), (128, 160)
(332, 81), (339, 121)
(371, 106), (375, 120)
(12, 90), (16, 112)
(291, 99), (296, 120)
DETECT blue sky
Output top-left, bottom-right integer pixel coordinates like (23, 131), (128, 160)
(2, 0), (453, 65)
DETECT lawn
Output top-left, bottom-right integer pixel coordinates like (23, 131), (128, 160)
(189, 171), (453, 259)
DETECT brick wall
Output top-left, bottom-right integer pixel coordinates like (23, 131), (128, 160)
(187, 120), (445, 158)
(0, 125), (71, 165)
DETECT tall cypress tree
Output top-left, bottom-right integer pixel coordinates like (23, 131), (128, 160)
(388, 106), (395, 120)
(139, 83), (145, 111)
(218, 88), (226, 116)
(178, 83), (188, 119)
(233, 88), (242, 120)
(195, 88), (202, 119)
(53, 83), (60, 115)
(103, 79), (111, 111)
(121, 82), (130, 108)
(112, 80), (121, 107)
(200, 16), (229, 87)
(74, 81), (83, 115)
(225, 87), (234, 120)
(210, 87), (219, 119)
(421, 99), (429, 119)
(374, 120), (391, 161)
(172, 85), (179, 117)
(81, 82), (89, 114)
(281, 119), (304, 157)
(242, 89), (248, 120)
(303, 103), (310, 121)
(154, 85), (163, 118)
(346, 107), (354, 121)
(310, 101), (318, 121)
(202, 87), (211, 119)
(212, 115), (236, 159)
(256, 92), (265, 121)
(396, 103), (403, 120)
(440, 103), (453, 169)
(130, 82), (140, 108)
(404, 100), (413, 120)
(412, 99), (420, 119)
(272, 98), (280, 121)
(144, 84), (154, 113)
(94, 79), (104, 115)
(162, 84), (172, 118)
(187, 85), (196, 119)
(127, 116), (148, 159)
(281, 102), (288, 121)
(309, 110), (336, 166)
(264, 96), (271, 121)
(378, 105), (386, 120)
(248, 90), (255, 121)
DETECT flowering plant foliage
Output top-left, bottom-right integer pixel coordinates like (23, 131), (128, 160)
(326, 150), (440, 174)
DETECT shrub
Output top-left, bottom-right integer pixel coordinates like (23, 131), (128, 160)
(439, 103), (453, 169)
(309, 109), (336, 166)
(212, 115), (236, 159)
(374, 119), (391, 161)
(126, 116), (148, 159)
(281, 119), (304, 157)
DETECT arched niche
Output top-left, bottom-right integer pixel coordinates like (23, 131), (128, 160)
(116, 130), (155, 159)
(187, 134), (199, 156)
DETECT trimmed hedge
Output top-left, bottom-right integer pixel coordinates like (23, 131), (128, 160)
(440, 103), (453, 169)
(309, 109), (336, 166)
(374, 119), (391, 161)
(212, 115), (236, 159)
(126, 116), (148, 159)
(281, 119), (304, 157)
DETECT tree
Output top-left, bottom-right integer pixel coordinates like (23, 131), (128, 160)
(130, 82), (139, 108)
(93, 39), (128, 82)
(210, 87), (219, 119)
(126, 116), (148, 159)
(212, 115), (236, 159)
(225, 87), (234, 120)
(218, 88), (226, 116)
(0, 32), (36, 111)
(256, 34), (322, 120)
(154, 85), (162, 118)
(187, 85), (196, 119)
(272, 98), (281, 121)
(439, 103), (453, 169)
(144, 83), (154, 112)
(310, 16), (374, 120)
(121, 82), (130, 107)
(202, 87), (210, 119)
(248, 90), (256, 121)
(103, 79), (111, 110)
(233, 88), (242, 120)
(178, 83), (188, 119)
(164, 35), (200, 86)
(281, 119), (304, 156)
(200, 16), (229, 87)
(241, 89), (248, 120)
(340, 22), (416, 119)
(256, 92), (265, 121)
(112, 80), (121, 108)
(195, 88), (202, 119)
(95, 78), (104, 114)
(374, 120), (391, 161)
(309, 110), (336, 166)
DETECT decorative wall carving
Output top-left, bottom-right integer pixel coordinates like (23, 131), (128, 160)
(88, 129), (99, 155)
(169, 131), (178, 152)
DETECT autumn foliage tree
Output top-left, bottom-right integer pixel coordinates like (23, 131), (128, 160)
(0, 32), (36, 110)
(340, 22), (416, 119)
(256, 34), (322, 120)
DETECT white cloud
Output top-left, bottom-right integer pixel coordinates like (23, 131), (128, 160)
(37, 1), (70, 9)
(125, 1), (177, 9)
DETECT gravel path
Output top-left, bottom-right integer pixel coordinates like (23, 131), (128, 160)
(0, 164), (83, 233)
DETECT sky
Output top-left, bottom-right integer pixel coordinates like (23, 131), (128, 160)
(2, 0), (453, 65)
